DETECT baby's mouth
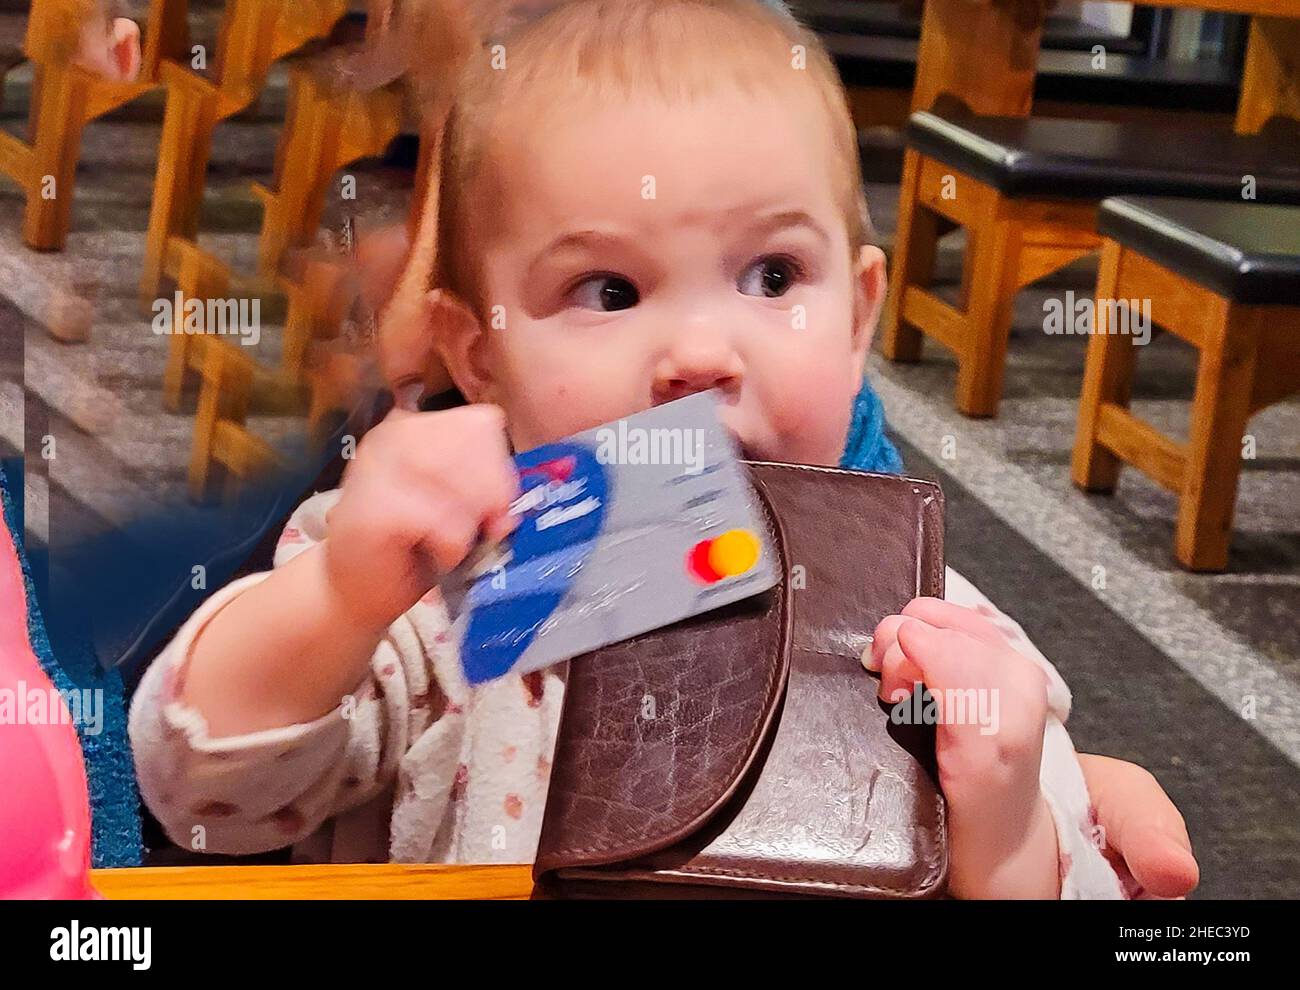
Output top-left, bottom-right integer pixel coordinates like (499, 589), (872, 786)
(734, 434), (775, 463)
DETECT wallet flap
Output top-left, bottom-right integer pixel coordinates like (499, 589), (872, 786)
(533, 477), (792, 876)
(747, 464), (945, 661)
(534, 464), (948, 896)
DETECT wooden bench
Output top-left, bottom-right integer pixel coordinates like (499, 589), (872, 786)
(791, 0), (1149, 54)
(819, 12), (1242, 137)
(1072, 196), (1300, 571)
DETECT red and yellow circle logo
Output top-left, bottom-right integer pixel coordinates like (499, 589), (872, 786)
(686, 528), (761, 584)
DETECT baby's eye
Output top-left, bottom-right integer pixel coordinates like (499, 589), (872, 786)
(738, 255), (803, 298)
(570, 275), (639, 311)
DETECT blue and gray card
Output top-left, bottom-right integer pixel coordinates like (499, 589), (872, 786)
(442, 391), (779, 685)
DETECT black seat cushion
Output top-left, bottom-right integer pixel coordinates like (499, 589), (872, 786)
(905, 101), (1300, 203)
(821, 33), (1237, 111)
(790, 1), (1147, 53)
(1099, 196), (1300, 305)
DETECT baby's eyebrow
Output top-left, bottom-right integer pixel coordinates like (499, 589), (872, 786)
(527, 211), (829, 277)
(528, 229), (629, 278)
(738, 210), (831, 247)
(543, 230), (626, 254)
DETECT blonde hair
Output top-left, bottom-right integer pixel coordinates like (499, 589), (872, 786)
(383, 0), (870, 353)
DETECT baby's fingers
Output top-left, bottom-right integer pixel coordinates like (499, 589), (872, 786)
(902, 597), (1018, 653)
(894, 619), (1049, 806)
(868, 596), (1027, 676)
(873, 616), (985, 704)
(1078, 754), (1199, 899)
(876, 619), (929, 703)
(863, 613), (910, 671)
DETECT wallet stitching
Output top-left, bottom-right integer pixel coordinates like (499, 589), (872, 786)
(659, 854), (947, 896)
(548, 474), (791, 860)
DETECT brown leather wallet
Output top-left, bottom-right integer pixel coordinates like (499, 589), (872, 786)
(534, 462), (948, 899)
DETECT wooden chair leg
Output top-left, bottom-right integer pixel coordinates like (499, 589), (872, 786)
(189, 339), (228, 503)
(955, 208), (1022, 417)
(257, 71), (331, 276)
(1071, 240), (1137, 492)
(1235, 17), (1300, 135)
(140, 0), (192, 81)
(189, 338), (252, 504)
(280, 273), (324, 384)
(163, 247), (230, 409)
(140, 74), (217, 304)
(23, 61), (88, 250)
(1175, 306), (1260, 571)
(881, 149), (939, 362)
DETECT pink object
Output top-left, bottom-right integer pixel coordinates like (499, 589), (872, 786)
(0, 511), (98, 899)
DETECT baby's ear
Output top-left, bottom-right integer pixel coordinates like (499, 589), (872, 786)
(109, 18), (141, 82)
(73, 18), (141, 82)
(851, 244), (887, 364)
(427, 289), (492, 404)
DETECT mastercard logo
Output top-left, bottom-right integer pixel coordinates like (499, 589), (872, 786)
(686, 529), (761, 584)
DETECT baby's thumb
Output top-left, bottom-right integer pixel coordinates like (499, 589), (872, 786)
(1120, 821), (1199, 899)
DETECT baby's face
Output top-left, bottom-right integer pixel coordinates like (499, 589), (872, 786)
(450, 84), (883, 466)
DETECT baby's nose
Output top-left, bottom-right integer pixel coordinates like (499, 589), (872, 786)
(652, 349), (743, 406)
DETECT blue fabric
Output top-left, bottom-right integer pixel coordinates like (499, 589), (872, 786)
(839, 379), (904, 474)
(0, 462), (143, 868)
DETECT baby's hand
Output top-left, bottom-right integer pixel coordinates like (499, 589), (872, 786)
(866, 597), (1060, 898)
(322, 405), (519, 632)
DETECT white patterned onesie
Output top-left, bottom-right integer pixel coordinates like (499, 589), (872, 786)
(129, 489), (1126, 897)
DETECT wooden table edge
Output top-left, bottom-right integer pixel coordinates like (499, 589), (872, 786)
(89, 863), (538, 900)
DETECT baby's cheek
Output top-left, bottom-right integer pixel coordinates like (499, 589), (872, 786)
(505, 360), (630, 450)
(764, 350), (858, 459)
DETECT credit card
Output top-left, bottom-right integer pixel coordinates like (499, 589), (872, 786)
(441, 391), (778, 685)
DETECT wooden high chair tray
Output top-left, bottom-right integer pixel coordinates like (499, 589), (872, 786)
(90, 863), (536, 900)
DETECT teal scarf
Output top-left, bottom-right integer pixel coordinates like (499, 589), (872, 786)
(839, 380), (904, 474)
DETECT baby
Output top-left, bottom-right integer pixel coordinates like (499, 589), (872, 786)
(129, 0), (1197, 898)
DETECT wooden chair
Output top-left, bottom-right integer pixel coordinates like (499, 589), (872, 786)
(137, 0), (349, 305)
(1072, 196), (1300, 572)
(182, 0), (441, 504)
(252, 51), (403, 386)
(251, 38), (404, 283)
(820, 7), (1239, 138)
(188, 333), (286, 504)
(882, 102), (1300, 416)
(880, 6), (1300, 418)
(0, 0), (188, 250)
